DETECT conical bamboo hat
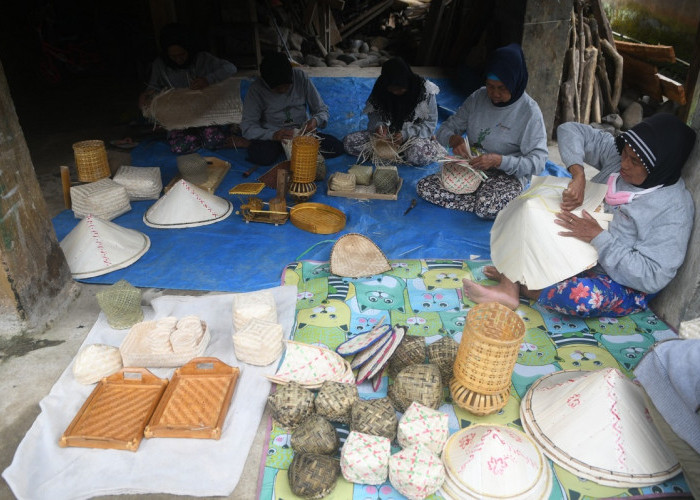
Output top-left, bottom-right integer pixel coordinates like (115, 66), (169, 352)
(521, 368), (680, 487)
(60, 215), (150, 279)
(144, 179), (232, 228)
(330, 233), (391, 278)
(490, 176), (611, 289)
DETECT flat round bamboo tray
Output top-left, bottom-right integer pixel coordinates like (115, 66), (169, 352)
(290, 203), (346, 234)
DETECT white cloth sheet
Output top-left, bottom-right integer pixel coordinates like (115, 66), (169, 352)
(3, 285), (298, 500)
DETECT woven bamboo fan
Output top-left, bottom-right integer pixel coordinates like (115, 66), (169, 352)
(290, 203), (346, 234)
(73, 140), (110, 182)
(267, 381), (315, 429)
(314, 380), (359, 424)
(388, 363), (442, 413)
(350, 397), (398, 441)
(288, 452), (340, 499)
(329, 233), (391, 278)
(387, 335), (426, 378)
(291, 135), (320, 183)
(291, 415), (339, 455)
(450, 302), (525, 415)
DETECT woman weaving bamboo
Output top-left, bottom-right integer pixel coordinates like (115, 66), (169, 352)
(416, 43), (548, 219)
(463, 113), (696, 317)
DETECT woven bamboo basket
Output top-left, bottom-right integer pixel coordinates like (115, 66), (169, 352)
(291, 135), (320, 183)
(387, 335), (427, 378)
(350, 397), (398, 441)
(288, 452), (340, 499)
(426, 336), (459, 385)
(291, 415), (339, 455)
(266, 381), (315, 429)
(73, 140), (110, 182)
(288, 180), (317, 202)
(314, 380), (359, 424)
(95, 279), (143, 330)
(450, 302), (525, 415)
(441, 161), (483, 194)
(388, 363), (442, 413)
(290, 203), (346, 234)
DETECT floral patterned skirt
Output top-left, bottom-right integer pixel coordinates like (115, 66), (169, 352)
(167, 125), (230, 154)
(537, 270), (651, 318)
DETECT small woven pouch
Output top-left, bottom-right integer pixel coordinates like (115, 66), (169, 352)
(291, 415), (339, 455)
(397, 401), (449, 455)
(267, 382), (315, 429)
(350, 397), (398, 441)
(440, 161), (482, 194)
(314, 381), (359, 424)
(389, 443), (445, 500)
(388, 363), (443, 413)
(387, 335), (426, 378)
(348, 164), (373, 185)
(96, 279), (143, 329)
(288, 452), (340, 499)
(340, 431), (391, 485)
(373, 165), (399, 194)
(426, 336), (459, 385)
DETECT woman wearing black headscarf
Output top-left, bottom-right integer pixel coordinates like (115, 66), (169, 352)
(462, 113), (696, 318)
(416, 43), (548, 219)
(343, 57), (443, 166)
(139, 23), (238, 153)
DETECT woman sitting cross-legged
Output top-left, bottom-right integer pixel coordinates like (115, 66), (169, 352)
(343, 57), (444, 166)
(416, 43), (548, 219)
(463, 113), (696, 317)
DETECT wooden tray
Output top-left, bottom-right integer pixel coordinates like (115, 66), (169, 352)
(290, 202), (346, 234)
(165, 156), (231, 194)
(144, 357), (240, 439)
(59, 368), (168, 451)
(327, 178), (402, 200)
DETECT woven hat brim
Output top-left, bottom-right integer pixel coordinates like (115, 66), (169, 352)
(330, 233), (391, 278)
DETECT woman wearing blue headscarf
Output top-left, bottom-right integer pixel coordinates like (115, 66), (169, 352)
(417, 43), (548, 219)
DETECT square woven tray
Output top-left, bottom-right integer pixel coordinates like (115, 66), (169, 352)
(144, 357), (240, 439)
(59, 368), (168, 451)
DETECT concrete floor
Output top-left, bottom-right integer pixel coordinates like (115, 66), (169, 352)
(0, 67), (565, 500)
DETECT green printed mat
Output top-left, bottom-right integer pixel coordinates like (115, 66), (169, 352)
(258, 259), (690, 499)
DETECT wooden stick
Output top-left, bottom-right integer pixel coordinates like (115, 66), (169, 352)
(601, 39), (624, 111)
(580, 47), (599, 125)
(60, 165), (71, 209)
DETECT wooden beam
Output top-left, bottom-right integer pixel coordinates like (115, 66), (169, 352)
(339, 0), (394, 39)
(615, 40), (676, 63)
(659, 73), (686, 105)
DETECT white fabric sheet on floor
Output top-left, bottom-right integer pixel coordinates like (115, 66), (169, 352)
(2, 285), (297, 500)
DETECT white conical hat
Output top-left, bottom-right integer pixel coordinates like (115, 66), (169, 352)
(440, 424), (551, 500)
(60, 215), (150, 279)
(521, 368), (680, 487)
(143, 179), (233, 228)
(491, 176), (612, 290)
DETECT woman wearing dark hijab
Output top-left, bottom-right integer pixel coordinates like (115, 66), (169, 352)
(343, 57), (443, 166)
(462, 113), (696, 318)
(417, 43), (548, 219)
(139, 23), (238, 153)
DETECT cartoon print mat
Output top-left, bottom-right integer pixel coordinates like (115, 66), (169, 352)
(257, 259), (691, 500)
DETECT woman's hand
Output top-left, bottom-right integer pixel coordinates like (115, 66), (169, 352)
(376, 125), (389, 137)
(390, 131), (403, 144)
(301, 118), (318, 135)
(561, 164), (586, 211)
(449, 134), (470, 158)
(555, 210), (603, 243)
(273, 128), (295, 141)
(469, 153), (502, 171)
(190, 77), (209, 90)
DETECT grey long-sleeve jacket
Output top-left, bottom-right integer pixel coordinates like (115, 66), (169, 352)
(241, 68), (330, 141)
(146, 52), (237, 91)
(557, 122), (694, 294)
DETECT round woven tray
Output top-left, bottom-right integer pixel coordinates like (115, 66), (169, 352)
(73, 140), (110, 182)
(290, 203), (346, 234)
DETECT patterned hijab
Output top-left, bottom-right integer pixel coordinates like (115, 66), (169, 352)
(615, 113), (696, 188)
(367, 57), (426, 133)
(485, 43), (529, 107)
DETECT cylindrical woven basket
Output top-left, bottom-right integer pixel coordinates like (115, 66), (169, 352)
(387, 335), (426, 378)
(288, 452), (340, 499)
(314, 380), (359, 424)
(266, 381), (315, 429)
(450, 302), (525, 415)
(291, 136), (320, 183)
(73, 140), (110, 182)
(350, 397), (398, 441)
(426, 336), (459, 385)
(388, 363), (442, 413)
(291, 415), (339, 455)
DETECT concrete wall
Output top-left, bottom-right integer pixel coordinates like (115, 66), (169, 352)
(652, 92), (700, 328)
(521, 0), (574, 139)
(0, 60), (75, 337)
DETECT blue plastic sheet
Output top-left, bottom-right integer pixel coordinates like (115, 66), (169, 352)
(52, 77), (567, 292)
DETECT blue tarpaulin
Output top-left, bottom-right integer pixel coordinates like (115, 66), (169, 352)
(52, 77), (567, 292)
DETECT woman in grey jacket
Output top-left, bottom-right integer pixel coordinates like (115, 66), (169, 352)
(463, 113), (696, 317)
